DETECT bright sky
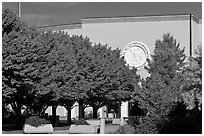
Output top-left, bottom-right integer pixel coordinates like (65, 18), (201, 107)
(2, 2), (202, 27)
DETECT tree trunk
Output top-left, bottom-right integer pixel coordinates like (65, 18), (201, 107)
(78, 101), (85, 119)
(82, 107), (85, 118)
(66, 105), (72, 126)
(92, 106), (99, 119)
(52, 103), (57, 127)
(15, 107), (22, 129)
(11, 102), (23, 129)
(41, 106), (48, 117)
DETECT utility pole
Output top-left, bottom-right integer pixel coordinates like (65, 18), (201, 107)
(18, 2), (21, 18)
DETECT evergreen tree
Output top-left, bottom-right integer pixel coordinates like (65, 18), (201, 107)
(131, 33), (186, 133)
(160, 46), (202, 134)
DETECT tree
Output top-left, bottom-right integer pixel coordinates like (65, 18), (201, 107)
(68, 35), (94, 119)
(2, 9), (44, 128)
(76, 44), (139, 119)
(31, 31), (72, 125)
(2, 9), (61, 127)
(180, 45), (202, 110)
(159, 45), (202, 134)
(49, 34), (139, 120)
(53, 35), (139, 119)
(35, 32), (94, 125)
(131, 33), (186, 133)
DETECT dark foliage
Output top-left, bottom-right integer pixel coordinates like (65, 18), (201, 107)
(159, 46), (202, 134)
(159, 102), (202, 134)
(2, 8), (43, 128)
(128, 101), (149, 128)
(72, 119), (89, 125)
(25, 116), (50, 127)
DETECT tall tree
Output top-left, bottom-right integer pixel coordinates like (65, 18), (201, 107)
(131, 33), (186, 133)
(180, 45), (202, 110)
(36, 33), (93, 125)
(2, 9), (62, 127)
(68, 35), (93, 119)
(2, 9), (45, 127)
(159, 45), (202, 134)
(76, 44), (139, 119)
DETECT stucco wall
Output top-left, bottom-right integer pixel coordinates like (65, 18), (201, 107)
(192, 20), (202, 56)
(66, 20), (191, 56)
(64, 19), (194, 78)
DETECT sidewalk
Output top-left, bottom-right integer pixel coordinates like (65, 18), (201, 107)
(2, 124), (119, 134)
(2, 130), (23, 134)
(53, 130), (69, 134)
(2, 130), (69, 134)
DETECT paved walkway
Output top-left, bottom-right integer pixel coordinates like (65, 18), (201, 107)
(53, 130), (69, 134)
(2, 130), (23, 134)
(2, 130), (69, 134)
(2, 125), (120, 134)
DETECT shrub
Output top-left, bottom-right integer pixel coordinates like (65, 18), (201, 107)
(25, 116), (50, 127)
(73, 119), (89, 125)
(115, 124), (136, 134)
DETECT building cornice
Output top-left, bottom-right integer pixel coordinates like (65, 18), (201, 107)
(37, 23), (82, 31)
(82, 14), (201, 24)
(191, 15), (201, 24)
(37, 14), (201, 31)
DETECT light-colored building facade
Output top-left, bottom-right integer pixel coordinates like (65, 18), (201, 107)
(41, 14), (202, 120)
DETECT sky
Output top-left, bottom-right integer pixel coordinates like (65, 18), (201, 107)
(2, 2), (202, 27)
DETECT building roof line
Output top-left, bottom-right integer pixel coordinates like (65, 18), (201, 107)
(38, 14), (201, 30)
(37, 23), (82, 29)
(82, 14), (189, 20)
(82, 14), (201, 24)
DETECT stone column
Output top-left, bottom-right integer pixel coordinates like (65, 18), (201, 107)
(75, 101), (79, 120)
(71, 101), (79, 120)
(120, 101), (129, 125)
(100, 106), (106, 134)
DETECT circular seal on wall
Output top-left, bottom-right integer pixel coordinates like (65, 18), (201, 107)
(122, 41), (150, 70)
